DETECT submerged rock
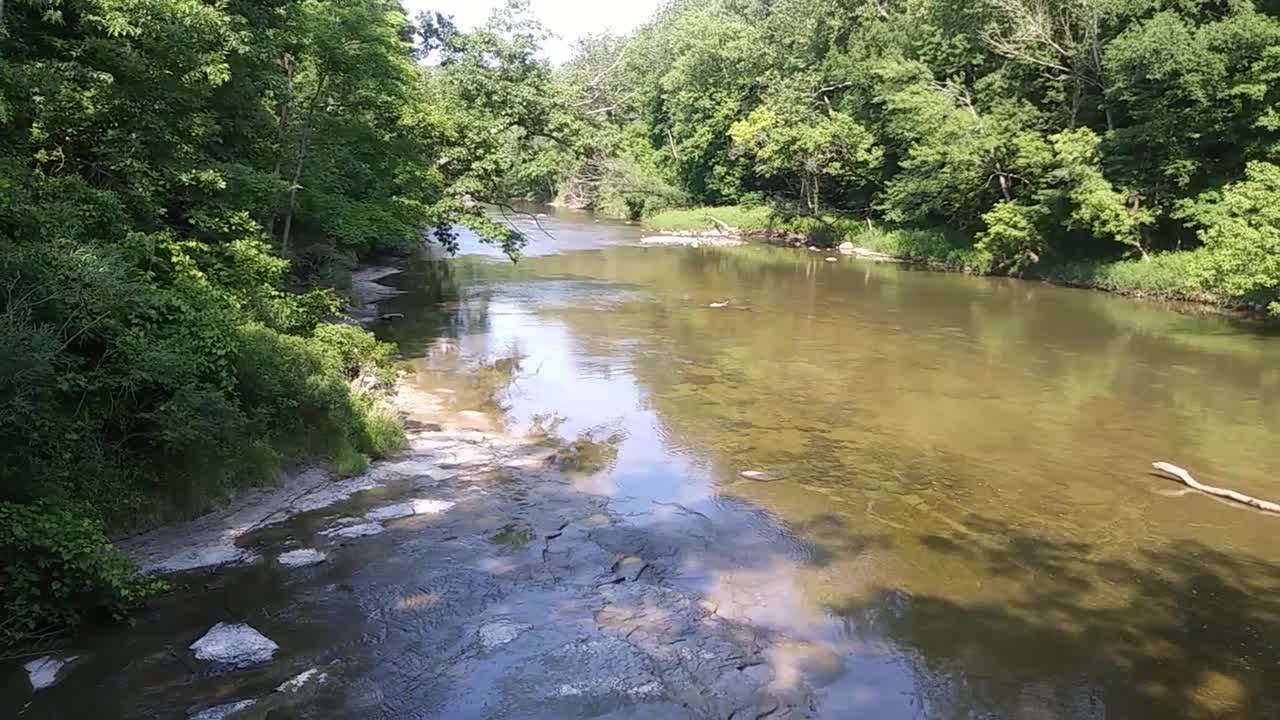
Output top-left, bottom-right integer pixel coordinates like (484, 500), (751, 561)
(321, 522), (385, 539)
(365, 498), (455, 522)
(477, 619), (533, 649)
(740, 470), (781, 482)
(25, 656), (75, 691)
(362, 459), (456, 483)
(150, 545), (258, 574)
(277, 548), (327, 567)
(190, 699), (256, 720)
(276, 667), (330, 693)
(190, 623), (279, 668)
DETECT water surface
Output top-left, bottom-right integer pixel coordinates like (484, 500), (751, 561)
(382, 208), (1280, 719)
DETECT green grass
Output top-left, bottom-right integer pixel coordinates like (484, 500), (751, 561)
(1034, 251), (1211, 301)
(645, 205), (778, 233)
(650, 206), (1241, 309)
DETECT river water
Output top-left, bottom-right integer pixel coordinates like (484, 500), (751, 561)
(6, 207), (1279, 719)
(381, 209), (1280, 718)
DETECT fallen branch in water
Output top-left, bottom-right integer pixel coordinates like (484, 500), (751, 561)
(1152, 462), (1280, 515)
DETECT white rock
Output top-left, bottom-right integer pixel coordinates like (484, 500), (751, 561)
(825, 257), (838, 262)
(321, 522), (385, 539)
(277, 549), (327, 567)
(190, 700), (256, 720)
(838, 241), (856, 251)
(276, 667), (329, 693)
(25, 656), (74, 691)
(190, 623), (279, 668)
(365, 499), (456, 522)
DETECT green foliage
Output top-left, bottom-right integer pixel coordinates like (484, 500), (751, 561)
(1192, 162), (1280, 313)
(0, 0), (556, 643)
(0, 503), (165, 646)
(1039, 252), (1208, 300)
(730, 99), (882, 215)
(646, 205), (778, 233)
(556, 0), (1280, 307)
(976, 202), (1046, 272)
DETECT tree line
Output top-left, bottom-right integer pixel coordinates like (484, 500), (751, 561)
(0, 0), (551, 643)
(539, 0), (1280, 311)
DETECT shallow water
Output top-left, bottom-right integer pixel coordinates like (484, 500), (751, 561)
(6, 208), (1279, 719)
(379, 209), (1280, 718)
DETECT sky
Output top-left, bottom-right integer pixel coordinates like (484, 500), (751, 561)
(403, 0), (665, 65)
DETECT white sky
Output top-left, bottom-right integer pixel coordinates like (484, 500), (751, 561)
(404, 0), (664, 65)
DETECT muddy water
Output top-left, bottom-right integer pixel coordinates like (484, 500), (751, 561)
(6, 209), (1279, 719)
(377, 209), (1280, 718)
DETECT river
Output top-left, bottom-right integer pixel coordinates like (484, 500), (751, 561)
(7, 207), (1279, 719)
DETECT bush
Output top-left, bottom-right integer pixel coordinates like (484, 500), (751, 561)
(235, 323), (404, 466)
(1190, 162), (1280, 313)
(976, 202), (1046, 272)
(0, 503), (164, 646)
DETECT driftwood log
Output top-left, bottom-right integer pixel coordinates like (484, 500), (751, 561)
(1152, 462), (1280, 515)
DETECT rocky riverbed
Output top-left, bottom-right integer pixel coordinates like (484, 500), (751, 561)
(7, 273), (849, 720)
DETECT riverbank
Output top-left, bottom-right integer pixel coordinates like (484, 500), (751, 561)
(8, 268), (835, 719)
(645, 206), (1264, 314)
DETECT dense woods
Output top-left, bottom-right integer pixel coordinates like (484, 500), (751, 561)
(0, 0), (550, 643)
(543, 0), (1280, 310)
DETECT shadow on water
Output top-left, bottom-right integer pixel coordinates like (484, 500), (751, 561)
(822, 513), (1280, 719)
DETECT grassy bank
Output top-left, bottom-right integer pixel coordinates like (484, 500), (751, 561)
(646, 206), (1249, 310)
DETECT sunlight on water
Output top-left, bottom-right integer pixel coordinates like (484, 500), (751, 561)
(381, 209), (1280, 719)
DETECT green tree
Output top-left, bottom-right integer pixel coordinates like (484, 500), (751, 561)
(730, 96), (882, 215)
(1192, 162), (1280, 313)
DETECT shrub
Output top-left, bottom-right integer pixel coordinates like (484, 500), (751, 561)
(976, 202), (1046, 272)
(1189, 162), (1280, 313)
(0, 503), (164, 646)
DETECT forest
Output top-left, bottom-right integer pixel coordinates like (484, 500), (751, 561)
(0, 0), (554, 643)
(535, 0), (1280, 310)
(2, 0), (1279, 645)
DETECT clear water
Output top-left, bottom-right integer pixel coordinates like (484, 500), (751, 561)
(381, 208), (1280, 718)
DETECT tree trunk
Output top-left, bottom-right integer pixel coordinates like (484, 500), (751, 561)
(280, 72), (328, 255)
(1091, 38), (1115, 133)
(996, 170), (1012, 201)
(270, 55), (296, 235)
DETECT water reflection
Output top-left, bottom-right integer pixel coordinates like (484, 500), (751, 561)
(381, 221), (1280, 718)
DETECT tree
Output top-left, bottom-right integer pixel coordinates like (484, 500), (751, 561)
(1192, 162), (1280, 313)
(730, 96), (882, 215)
